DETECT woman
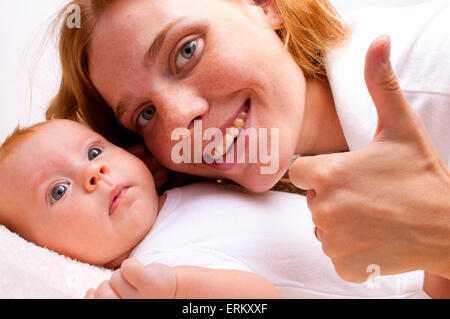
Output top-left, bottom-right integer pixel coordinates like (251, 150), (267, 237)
(46, 0), (449, 290)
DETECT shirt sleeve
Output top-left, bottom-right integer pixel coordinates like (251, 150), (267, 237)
(131, 247), (255, 273)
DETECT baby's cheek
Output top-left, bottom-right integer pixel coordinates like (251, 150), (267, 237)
(126, 198), (155, 240)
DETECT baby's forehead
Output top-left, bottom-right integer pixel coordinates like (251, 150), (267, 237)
(38, 119), (94, 136)
(2, 121), (97, 171)
(36, 120), (101, 147)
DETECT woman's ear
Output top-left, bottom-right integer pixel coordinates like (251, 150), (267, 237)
(250, 0), (283, 28)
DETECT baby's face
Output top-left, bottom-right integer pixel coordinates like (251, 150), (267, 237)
(0, 120), (159, 267)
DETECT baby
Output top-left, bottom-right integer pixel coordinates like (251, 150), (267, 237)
(0, 119), (433, 299)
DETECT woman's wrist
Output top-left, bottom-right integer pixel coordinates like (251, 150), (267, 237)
(423, 166), (450, 278)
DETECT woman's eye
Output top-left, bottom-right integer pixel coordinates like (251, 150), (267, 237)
(137, 105), (156, 128)
(50, 183), (69, 204)
(88, 147), (103, 161)
(176, 40), (197, 69)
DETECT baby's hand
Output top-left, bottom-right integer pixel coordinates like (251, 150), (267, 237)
(84, 259), (177, 299)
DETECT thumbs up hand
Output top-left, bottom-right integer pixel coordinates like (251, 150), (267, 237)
(289, 36), (450, 282)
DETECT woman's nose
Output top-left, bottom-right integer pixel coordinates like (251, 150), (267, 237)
(157, 87), (209, 130)
(83, 164), (110, 193)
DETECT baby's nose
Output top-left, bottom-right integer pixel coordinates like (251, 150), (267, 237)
(84, 164), (110, 192)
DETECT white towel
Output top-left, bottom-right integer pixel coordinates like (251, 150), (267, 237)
(0, 225), (112, 299)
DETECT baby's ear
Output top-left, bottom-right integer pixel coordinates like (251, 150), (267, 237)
(250, 0), (283, 28)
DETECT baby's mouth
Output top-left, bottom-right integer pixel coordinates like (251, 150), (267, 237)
(109, 186), (129, 216)
(205, 99), (250, 160)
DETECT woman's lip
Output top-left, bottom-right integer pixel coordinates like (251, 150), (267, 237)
(201, 99), (251, 157)
(109, 186), (129, 216)
(217, 99), (250, 136)
(202, 100), (252, 170)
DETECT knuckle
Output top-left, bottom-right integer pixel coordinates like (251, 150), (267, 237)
(310, 162), (344, 186)
(311, 202), (334, 231)
(324, 237), (348, 259)
(145, 156), (161, 170)
(320, 237), (341, 258)
(95, 281), (112, 298)
(121, 258), (134, 270)
(98, 280), (110, 289)
(109, 270), (122, 288)
(320, 239), (334, 257)
(311, 212), (326, 230)
(380, 70), (400, 92)
(140, 265), (158, 285)
(310, 166), (332, 185)
(305, 189), (316, 207)
(316, 201), (334, 217)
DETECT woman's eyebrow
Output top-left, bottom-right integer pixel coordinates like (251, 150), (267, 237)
(115, 95), (132, 123)
(146, 15), (188, 61)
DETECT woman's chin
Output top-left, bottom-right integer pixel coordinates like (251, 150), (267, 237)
(233, 170), (287, 193)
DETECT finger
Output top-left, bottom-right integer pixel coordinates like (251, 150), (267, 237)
(109, 269), (139, 299)
(289, 154), (342, 191)
(84, 288), (96, 299)
(142, 155), (163, 172)
(119, 259), (146, 290)
(288, 156), (317, 190)
(94, 280), (120, 299)
(314, 226), (324, 242)
(364, 35), (416, 137)
(141, 155), (168, 182)
(139, 155), (169, 189)
(152, 167), (169, 190)
(127, 144), (149, 160)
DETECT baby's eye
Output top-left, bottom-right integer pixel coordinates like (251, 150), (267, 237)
(88, 147), (103, 161)
(137, 105), (156, 128)
(50, 183), (69, 204)
(176, 40), (197, 69)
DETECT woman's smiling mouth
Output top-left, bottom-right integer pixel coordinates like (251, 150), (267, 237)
(109, 186), (129, 216)
(203, 99), (251, 164)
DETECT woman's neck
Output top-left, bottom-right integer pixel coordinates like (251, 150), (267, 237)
(296, 77), (349, 155)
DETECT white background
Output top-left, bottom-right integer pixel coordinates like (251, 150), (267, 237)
(0, 0), (432, 142)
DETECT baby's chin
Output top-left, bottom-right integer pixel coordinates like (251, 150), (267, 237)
(68, 249), (128, 269)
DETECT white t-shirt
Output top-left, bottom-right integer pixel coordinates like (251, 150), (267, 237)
(130, 182), (426, 299)
(327, 0), (450, 164)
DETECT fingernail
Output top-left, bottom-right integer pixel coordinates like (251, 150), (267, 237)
(381, 36), (391, 65)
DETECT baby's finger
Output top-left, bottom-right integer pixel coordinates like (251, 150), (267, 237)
(109, 269), (139, 299)
(142, 155), (163, 172)
(126, 144), (149, 160)
(94, 280), (120, 299)
(119, 259), (146, 289)
(152, 167), (169, 190)
(84, 288), (96, 299)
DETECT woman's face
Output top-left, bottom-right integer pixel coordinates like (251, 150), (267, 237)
(89, 0), (307, 192)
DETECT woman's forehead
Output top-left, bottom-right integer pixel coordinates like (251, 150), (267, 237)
(90, 0), (203, 102)
(88, 0), (254, 109)
(94, 0), (207, 35)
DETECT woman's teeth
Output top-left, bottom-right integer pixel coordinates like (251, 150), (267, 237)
(210, 111), (247, 160)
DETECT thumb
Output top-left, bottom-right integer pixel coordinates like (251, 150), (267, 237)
(364, 35), (416, 139)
